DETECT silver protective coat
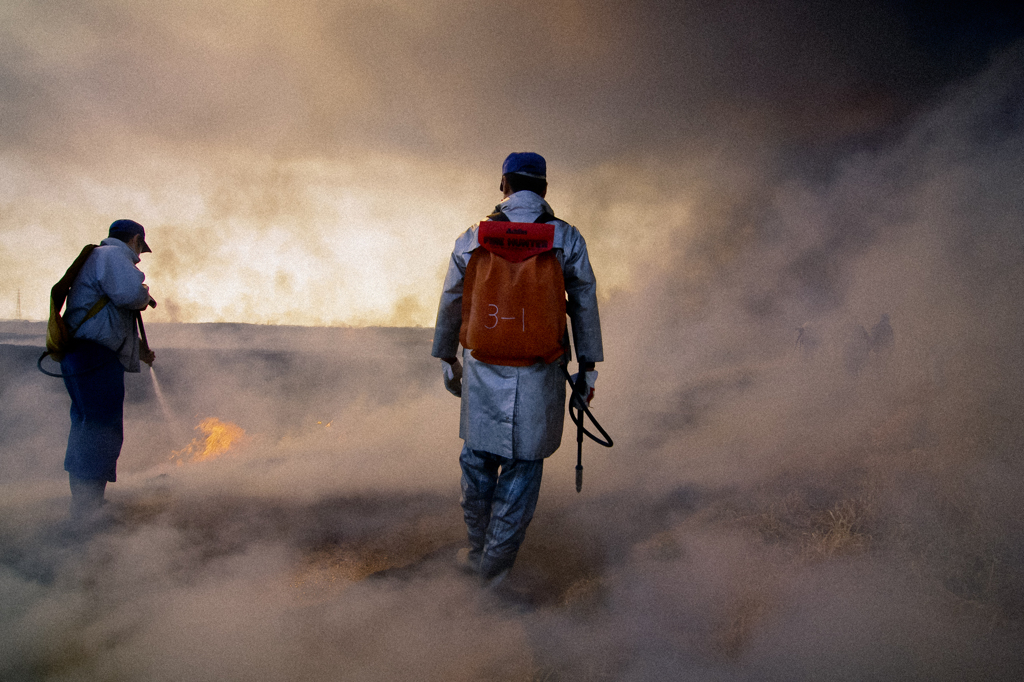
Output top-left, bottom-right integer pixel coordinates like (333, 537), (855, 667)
(432, 191), (603, 460)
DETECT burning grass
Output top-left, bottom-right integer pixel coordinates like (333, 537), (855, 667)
(170, 417), (247, 464)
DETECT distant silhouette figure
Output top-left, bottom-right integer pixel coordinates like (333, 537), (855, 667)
(844, 324), (871, 375)
(870, 313), (894, 354)
(795, 323), (820, 359)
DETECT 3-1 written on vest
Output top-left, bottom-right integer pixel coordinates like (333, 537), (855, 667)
(483, 304), (526, 332)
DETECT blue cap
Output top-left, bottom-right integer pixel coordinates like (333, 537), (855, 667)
(502, 152), (546, 178)
(109, 219), (151, 253)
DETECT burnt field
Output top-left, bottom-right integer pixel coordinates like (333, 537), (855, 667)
(2, 318), (1023, 681)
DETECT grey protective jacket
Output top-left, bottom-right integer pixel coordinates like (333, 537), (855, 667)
(432, 191), (603, 460)
(64, 237), (152, 372)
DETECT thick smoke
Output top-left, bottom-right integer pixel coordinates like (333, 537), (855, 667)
(2, 43), (1024, 680)
(4, 0), (1019, 325)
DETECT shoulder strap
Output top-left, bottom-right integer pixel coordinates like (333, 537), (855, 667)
(51, 245), (99, 313)
(69, 296), (110, 337)
(53, 244), (110, 338)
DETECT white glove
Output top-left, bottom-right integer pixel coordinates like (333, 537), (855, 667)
(570, 370), (597, 408)
(442, 359), (463, 397)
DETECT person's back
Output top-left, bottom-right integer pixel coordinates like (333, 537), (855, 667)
(432, 153), (603, 584)
(65, 235), (152, 371)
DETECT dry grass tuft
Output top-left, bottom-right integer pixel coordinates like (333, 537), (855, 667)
(805, 499), (871, 559)
(292, 516), (462, 602)
(559, 576), (604, 609)
(634, 530), (685, 561)
(713, 594), (771, 659)
(292, 547), (394, 598)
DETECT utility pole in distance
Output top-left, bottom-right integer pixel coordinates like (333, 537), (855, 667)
(16, 289), (21, 319)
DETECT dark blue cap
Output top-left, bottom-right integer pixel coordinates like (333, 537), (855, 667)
(108, 219), (151, 253)
(502, 152), (546, 178)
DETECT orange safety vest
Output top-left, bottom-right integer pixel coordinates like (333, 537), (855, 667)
(460, 212), (566, 366)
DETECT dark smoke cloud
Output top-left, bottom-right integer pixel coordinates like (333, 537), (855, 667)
(3, 0), (1018, 166)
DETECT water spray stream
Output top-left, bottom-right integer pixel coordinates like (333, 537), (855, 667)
(149, 366), (185, 441)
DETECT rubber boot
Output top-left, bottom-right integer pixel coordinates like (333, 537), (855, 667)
(479, 551), (516, 587)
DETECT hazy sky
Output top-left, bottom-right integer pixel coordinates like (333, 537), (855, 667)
(2, 0), (1021, 325)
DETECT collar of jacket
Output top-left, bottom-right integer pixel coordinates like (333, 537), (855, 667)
(494, 190), (554, 220)
(99, 236), (141, 264)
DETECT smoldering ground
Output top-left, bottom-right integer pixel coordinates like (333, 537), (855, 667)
(4, 48), (1024, 682)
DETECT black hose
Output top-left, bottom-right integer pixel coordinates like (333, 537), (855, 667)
(136, 311), (149, 352)
(562, 365), (613, 447)
(563, 364), (613, 494)
(37, 350), (118, 378)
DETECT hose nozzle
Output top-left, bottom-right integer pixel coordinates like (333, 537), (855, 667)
(575, 464), (583, 493)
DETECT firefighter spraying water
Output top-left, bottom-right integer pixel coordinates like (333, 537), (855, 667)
(38, 219), (157, 526)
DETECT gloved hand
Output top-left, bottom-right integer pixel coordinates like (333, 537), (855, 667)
(570, 370), (597, 408)
(442, 358), (463, 397)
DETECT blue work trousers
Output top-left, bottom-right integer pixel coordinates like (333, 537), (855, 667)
(62, 341), (125, 482)
(459, 445), (543, 577)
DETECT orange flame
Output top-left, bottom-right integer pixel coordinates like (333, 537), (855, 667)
(172, 417), (246, 463)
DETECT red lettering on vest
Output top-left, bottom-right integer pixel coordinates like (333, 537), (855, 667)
(478, 222), (555, 263)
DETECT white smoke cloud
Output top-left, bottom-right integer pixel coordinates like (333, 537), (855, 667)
(5, 0), (1010, 325)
